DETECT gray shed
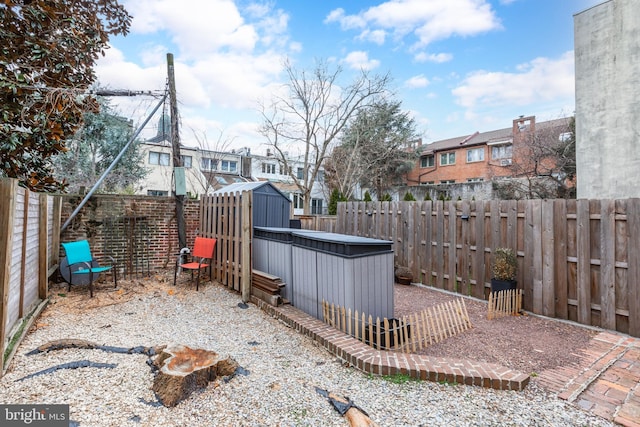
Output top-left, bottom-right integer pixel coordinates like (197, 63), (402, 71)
(253, 227), (320, 303)
(212, 181), (291, 228)
(290, 231), (394, 321)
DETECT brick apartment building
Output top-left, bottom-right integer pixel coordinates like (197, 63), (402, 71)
(405, 115), (573, 191)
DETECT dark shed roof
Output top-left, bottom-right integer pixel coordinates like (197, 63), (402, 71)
(213, 181), (291, 228)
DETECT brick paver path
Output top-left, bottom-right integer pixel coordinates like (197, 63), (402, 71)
(537, 332), (640, 427)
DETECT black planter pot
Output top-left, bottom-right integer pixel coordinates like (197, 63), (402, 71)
(395, 276), (412, 285)
(490, 278), (517, 293)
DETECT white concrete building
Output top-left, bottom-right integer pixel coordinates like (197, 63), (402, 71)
(574, 0), (640, 198)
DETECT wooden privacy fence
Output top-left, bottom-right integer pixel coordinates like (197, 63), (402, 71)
(322, 299), (471, 352)
(0, 178), (62, 376)
(199, 190), (252, 302)
(306, 199), (640, 338)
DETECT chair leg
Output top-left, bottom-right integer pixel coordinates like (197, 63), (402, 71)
(89, 271), (94, 298)
(196, 269), (201, 291)
(174, 263), (179, 287)
(113, 266), (118, 289)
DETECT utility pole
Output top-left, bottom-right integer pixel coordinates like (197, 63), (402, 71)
(167, 53), (186, 249)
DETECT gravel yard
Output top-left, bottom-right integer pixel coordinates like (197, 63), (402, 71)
(0, 273), (613, 427)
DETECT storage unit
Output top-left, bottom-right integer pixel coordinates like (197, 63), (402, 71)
(253, 227), (319, 303)
(212, 181), (291, 228)
(290, 232), (394, 321)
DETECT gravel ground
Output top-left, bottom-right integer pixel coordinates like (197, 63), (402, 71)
(394, 283), (600, 376)
(0, 274), (614, 427)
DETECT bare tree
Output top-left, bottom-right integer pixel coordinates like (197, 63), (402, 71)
(259, 59), (391, 214)
(492, 117), (575, 199)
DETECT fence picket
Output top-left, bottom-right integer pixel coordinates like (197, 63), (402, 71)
(320, 299), (471, 352)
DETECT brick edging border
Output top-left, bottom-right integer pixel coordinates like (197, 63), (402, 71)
(252, 297), (530, 391)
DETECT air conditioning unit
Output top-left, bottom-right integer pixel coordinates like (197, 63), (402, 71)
(500, 159), (513, 166)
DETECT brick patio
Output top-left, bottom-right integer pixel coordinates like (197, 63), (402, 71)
(252, 297), (530, 391)
(537, 331), (640, 427)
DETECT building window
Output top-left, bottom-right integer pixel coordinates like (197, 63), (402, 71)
(181, 155), (192, 168)
(296, 167), (304, 180)
(440, 180), (455, 184)
(420, 155), (435, 168)
(466, 148), (484, 163)
(279, 164), (293, 175)
(149, 151), (170, 166)
(491, 144), (512, 160)
(262, 163), (276, 174)
(559, 132), (572, 142)
(467, 178), (483, 182)
(293, 194), (304, 209)
(311, 199), (323, 214)
(201, 157), (217, 171)
(317, 170), (325, 182)
(440, 152), (455, 166)
(221, 160), (237, 172)
(147, 190), (168, 196)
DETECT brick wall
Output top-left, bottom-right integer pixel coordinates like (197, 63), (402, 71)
(59, 195), (200, 276)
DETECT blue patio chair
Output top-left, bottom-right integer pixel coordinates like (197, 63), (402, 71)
(60, 240), (117, 297)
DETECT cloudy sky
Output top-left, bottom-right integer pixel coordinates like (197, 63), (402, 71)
(96, 0), (602, 153)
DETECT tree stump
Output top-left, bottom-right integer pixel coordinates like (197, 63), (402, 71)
(152, 344), (239, 407)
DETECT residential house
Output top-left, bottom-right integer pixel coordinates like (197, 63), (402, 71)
(136, 116), (250, 197)
(251, 148), (327, 215)
(403, 115), (573, 199)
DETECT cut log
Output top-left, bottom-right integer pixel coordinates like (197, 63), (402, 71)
(26, 338), (165, 356)
(315, 387), (379, 427)
(251, 286), (283, 306)
(16, 360), (117, 382)
(152, 344), (239, 407)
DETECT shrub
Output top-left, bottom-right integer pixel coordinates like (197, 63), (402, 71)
(492, 248), (517, 281)
(403, 191), (416, 201)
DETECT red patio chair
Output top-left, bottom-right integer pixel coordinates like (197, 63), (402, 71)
(173, 237), (217, 290)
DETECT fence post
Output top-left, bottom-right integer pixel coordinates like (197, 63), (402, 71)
(38, 194), (48, 299)
(0, 179), (18, 375)
(241, 191), (252, 303)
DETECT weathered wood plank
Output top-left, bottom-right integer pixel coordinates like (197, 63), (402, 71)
(522, 200), (535, 313)
(576, 199), (591, 325)
(434, 201), (444, 289)
(600, 199), (616, 330)
(554, 199), (569, 319)
(0, 179), (18, 377)
(38, 194), (48, 299)
(447, 202), (457, 292)
(628, 199), (640, 336)
(541, 199), (555, 317)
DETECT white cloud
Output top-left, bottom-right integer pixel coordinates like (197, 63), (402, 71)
(405, 74), (430, 88)
(414, 52), (453, 63)
(357, 29), (387, 45)
(342, 51), (380, 71)
(95, 0), (293, 149)
(326, 0), (501, 49)
(121, 0), (293, 59)
(452, 51), (575, 109)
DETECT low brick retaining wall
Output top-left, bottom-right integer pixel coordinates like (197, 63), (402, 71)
(252, 297), (530, 391)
